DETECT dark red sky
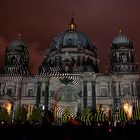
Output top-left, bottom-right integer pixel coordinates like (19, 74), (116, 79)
(0, 0), (140, 74)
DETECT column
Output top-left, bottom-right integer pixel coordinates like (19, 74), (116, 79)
(15, 83), (19, 97)
(133, 82), (137, 107)
(83, 81), (87, 109)
(17, 81), (22, 106)
(118, 82), (121, 96)
(44, 81), (49, 110)
(131, 82), (134, 96)
(92, 81), (96, 111)
(36, 82), (41, 108)
(112, 81), (117, 121)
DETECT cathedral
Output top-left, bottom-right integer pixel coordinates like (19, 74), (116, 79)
(0, 18), (140, 120)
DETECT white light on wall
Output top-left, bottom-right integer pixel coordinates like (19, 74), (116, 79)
(123, 102), (132, 120)
(42, 105), (45, 110)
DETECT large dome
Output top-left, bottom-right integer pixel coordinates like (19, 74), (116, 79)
(50, 30), (95, 51)
(48, 21), (96, 53)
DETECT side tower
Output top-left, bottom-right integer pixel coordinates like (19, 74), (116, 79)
(0, 35), (34, 118)
(1, 35), (30, 75)
(110, 30), (138, 74)
(110, 30), (140, 120)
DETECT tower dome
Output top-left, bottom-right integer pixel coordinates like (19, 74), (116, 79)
(10, 40), (26, 48)
(112, 30), (131, 46)
(39, 18), (98, 74)
(9, 34), (26, 50)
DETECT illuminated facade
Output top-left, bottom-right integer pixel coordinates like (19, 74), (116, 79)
(0, 18), (140, 119)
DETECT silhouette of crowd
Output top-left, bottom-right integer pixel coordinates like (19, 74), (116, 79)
(0, 119), (140, 140)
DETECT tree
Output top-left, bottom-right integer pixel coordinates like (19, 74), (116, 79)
(30, 106), (42, 122)
(14, 105), (27, 122)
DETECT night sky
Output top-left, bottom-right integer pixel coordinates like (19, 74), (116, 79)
(0, 0), (140, 74)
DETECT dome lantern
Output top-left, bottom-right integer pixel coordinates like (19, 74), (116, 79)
(68, 17), (76, 30)
(18, 33), (22, 40)
(118, 29), (122, 36)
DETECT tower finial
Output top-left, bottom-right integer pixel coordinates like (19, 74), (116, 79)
(18, 33), (22, 40)
(118, 29), (122, 35)
(68, 15), (76, 30)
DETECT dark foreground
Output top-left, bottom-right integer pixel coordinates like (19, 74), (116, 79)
(0, 121), (140, 140)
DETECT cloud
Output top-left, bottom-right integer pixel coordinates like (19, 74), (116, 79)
(28, 41), (45, 74)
